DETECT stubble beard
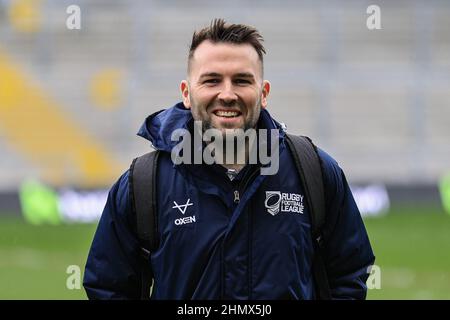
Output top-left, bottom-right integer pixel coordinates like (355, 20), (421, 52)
(190, 96), (262, 134)
(190, 96), (262, 167)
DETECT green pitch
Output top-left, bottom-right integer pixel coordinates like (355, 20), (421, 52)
(0, 206), (449, 299)
(0, 217), (96, 299)
(365, 206), (450, 300)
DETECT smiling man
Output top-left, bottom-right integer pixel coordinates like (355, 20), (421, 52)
(182, 38), (269, 133)
(83, 19), (375, 300)
(179, 28), (272, 172)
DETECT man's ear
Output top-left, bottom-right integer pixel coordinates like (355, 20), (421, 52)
(180, 80), (191, 109)
(261, 80), (271, 108)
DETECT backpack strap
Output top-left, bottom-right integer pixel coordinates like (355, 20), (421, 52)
(285, 134), (332, 300)
(129, 150), (160, 299)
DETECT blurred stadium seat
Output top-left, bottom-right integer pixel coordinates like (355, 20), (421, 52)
(0, 0), (449, 189)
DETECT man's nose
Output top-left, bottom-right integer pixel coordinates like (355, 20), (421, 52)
(217, 81), (238, 104)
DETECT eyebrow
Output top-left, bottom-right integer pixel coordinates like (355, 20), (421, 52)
(198, 72), (222, 79)
(198, 72), (256, 80)
(234, 72), (255, 79)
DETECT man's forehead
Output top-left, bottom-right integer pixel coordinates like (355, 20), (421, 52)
(190, 40), (261, 76)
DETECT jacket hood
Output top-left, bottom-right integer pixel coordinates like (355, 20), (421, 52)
(137, 102), (192, 152)
(137, 101), (286, 152)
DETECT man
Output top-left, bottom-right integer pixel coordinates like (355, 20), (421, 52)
(83, 19), (375, 299)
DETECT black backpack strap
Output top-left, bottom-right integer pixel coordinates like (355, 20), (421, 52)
(285, 134), (331, 300)
(129, 150), (160, 299)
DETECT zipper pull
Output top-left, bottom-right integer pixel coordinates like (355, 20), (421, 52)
(234, 190), (240, 204)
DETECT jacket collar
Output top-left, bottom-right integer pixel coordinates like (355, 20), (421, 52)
(137, 101), (287, 153)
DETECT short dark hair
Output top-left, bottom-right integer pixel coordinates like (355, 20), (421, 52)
(188, 18), (266, 74)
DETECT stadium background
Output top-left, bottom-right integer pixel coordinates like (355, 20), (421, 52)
(0, 0), (449, 299)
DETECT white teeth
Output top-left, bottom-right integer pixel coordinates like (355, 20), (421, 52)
(215, 110), (240, 117)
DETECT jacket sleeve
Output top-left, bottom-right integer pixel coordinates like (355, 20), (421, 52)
(318, 149), (376, 300)
(83, 170), (145, 299)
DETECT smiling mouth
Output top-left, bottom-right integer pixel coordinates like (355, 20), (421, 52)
(213, 110), (242, 118)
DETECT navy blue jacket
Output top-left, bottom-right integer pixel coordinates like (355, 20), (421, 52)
(83, 102), (375, 299)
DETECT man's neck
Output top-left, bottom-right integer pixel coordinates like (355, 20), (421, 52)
(218, 131), (256, 173)
(202, 125), (259, 173)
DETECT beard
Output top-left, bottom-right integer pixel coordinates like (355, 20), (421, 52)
(190, 95), (262, 133)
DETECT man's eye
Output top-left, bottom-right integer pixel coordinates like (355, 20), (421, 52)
(204, 79), (220, 84)
(235, 79), (251, 84)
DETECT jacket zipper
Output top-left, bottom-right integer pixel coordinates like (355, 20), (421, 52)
(227, 166), (259, 298)
(241, 167), (259, 299)
(234, 190), (240, 203)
